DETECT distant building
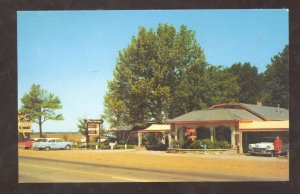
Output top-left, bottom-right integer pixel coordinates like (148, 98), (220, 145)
(137, 124), (171, 146)
(107, 126), (132, 141)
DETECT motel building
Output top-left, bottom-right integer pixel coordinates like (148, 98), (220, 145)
(168, 103), (289, 153)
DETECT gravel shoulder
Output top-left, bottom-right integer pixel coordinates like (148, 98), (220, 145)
(18, 148), (289, 180)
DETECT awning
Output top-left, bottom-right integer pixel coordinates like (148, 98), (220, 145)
(137, 124), (170, 133)
(239, 121), (289, 131)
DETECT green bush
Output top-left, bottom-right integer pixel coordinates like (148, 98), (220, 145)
(191, 140), (202, 149)
(214, 140), (231, 149)
(200, 139), (213, 149)
(170, 140), (181, 148)
(99, 144), (110, 149)
(117, 140), (126, 145)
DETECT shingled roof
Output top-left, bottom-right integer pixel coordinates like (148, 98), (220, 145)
(210, 103), (289, 121)
(168, 108), (263, 123)
(168, 103), (289, 123)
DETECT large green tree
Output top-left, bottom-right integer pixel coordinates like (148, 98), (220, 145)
(20, 84), (64, 137)
(104, 24), (239, 128)
(227, 62), (264, 104)
(262, 45), (289, 109)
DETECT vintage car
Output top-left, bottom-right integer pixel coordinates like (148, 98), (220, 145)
(18, 141), (33, 149)
(248, 141), (289, 157)
(248, 142), (275, 156)
(32, 138), (72, 150)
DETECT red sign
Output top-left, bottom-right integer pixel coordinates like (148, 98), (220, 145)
(186, 129), (196, 133)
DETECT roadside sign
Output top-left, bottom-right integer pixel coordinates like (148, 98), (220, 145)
(86, 119), (103, 136)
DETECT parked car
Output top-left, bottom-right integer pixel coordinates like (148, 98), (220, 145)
(32, 138), (72, 150)
(18, 141), (33, 149)
(248, 142), (289, 157)
(145, 143), (168, 151)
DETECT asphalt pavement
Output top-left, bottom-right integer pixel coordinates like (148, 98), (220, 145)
(18, 156), (287, 183)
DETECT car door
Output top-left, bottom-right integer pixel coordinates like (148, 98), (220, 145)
(56, 139), (64, 149)
(47, 139), (56, 148)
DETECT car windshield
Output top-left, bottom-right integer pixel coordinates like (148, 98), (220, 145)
(36, 139), (46, 142)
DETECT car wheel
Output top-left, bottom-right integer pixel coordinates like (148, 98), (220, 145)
(65, 145), (71, 150)
(44, 147), (50, 151)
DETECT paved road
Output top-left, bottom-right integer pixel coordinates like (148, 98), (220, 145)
(19, 156), (286, 182)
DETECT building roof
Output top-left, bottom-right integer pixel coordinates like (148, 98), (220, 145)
(210, 103), (289, 121)
(108, 126), (133, 131)
(138, 124), (170, 133)
(168, 109), (263, 123)
(240, 103), (289, 120)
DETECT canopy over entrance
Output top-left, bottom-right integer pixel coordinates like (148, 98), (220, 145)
(138, 124), (170, 133)
(239, 121), (289, 131)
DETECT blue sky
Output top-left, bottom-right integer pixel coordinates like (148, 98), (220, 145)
(17, 10), (288, 132)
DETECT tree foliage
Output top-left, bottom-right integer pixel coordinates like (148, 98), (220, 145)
(103, 24), (239, 128)
(77, 117), (87, 136)
(227, 62), (264, 104)
(20, 84), (63, 137)
(262, 45), (289, 109)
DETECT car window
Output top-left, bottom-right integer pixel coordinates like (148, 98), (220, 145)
(48, 139), (55, 142)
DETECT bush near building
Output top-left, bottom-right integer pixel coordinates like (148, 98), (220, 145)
(171, 139), (231, 149)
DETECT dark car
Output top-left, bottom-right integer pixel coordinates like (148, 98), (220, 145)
(145, 143), (168, 151)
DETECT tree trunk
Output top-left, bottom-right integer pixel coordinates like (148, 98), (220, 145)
(39, 117), (42, 138)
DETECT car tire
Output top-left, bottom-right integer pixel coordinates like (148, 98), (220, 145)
(65, 145), (71, 150)
(44, 147), (50, 151)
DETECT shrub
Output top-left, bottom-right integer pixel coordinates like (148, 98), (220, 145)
(200, 139), (212, 149)
(118, 140), (126, 145)
(99, 144), (110, 149)
(216, 141), (231, 149)
(191, 140), (202, 149)
(182, 139), (193, 149)
(170, 140), (181, 148)
(126, 145), (135, 149)
(114, 145), (121, 149)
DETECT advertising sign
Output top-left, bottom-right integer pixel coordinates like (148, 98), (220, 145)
(86, 119), (103, 136)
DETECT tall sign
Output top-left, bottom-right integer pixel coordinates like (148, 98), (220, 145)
(86, 119), (103, 136)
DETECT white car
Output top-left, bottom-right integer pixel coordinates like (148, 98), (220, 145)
(32, 138), (72, 150)
(248, 142), (275, 157)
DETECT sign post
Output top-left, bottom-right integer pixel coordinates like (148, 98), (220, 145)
(86, 119), (103, 149)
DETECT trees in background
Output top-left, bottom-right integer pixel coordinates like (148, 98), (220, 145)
(226, 46), (288, 109)
(103, 23), (288, 128)
(262, 45), (289, 109)
(227, 62), (264, 104)
(103, 24), (239, 128)
(20, 84), (64, 137)
(77, 117), (87, 136)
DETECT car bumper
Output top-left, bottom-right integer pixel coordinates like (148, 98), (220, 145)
(248, 149), (273, 155)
